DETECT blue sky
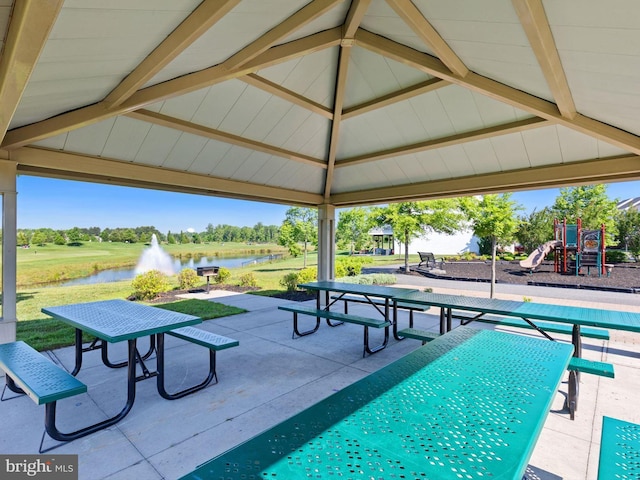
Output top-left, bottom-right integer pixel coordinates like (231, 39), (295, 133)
(15, 175), (640, 233)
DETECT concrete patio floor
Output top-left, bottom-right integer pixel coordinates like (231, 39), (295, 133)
(1, 273), (639, 479)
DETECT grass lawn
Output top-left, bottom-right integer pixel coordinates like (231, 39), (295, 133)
(10, 242), (420, 351)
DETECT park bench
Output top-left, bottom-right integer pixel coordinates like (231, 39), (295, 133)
(278, 304), (390, 357)
(566, 357), (614, 420)
(162, 327), (239, 399)
(0, 341), (88, 452)
(417, 251), (437, 268)
(331, 294), (430, 324)
(598, 416), (640, 479)
(395, 327), (439, 345)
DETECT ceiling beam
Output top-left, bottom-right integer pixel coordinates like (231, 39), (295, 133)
(512, 0), (576, 119)
(1, 28), (343, 150)
(222, 0), (342, 69)
(240, 74), (334, 119)
(343, 0), (372, 39)
(342, 78), (449, 119)
(126, 109), (327, 168)
(330, 154), (640, 206)
(355, 29), (640, 155)
(104, 0), (241, 108)
(324, 44), (351, 199)
(11, 147), (324, 206)
(386, 0), (468, 77)
(0, 0), (63, 142)
(336, 117), (548, 167)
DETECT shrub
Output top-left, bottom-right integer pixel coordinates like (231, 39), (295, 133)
(215, 267), (231, 284)
(605, 249), (628, 263)
(239, 272), (258, 287)
(335, 273), (396, 285)
(131, 270), (171, 300)
(336, 256), (371, 276)
(178, 268), (199, 290)
(297, 267), (317, 284)
(280, 273), (299, 292)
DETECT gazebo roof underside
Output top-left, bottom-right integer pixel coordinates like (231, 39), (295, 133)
(0, 0), (639, 208)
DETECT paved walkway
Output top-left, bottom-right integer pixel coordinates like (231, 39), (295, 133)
(1, 273), (639, 479)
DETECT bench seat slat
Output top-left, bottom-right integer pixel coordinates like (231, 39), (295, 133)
(0, 341), (87, 405)
(278, 305), (390, 328)
(168, 327), (239, 351)
(396, 328), (439, 343)
(568, 357), (615, 378)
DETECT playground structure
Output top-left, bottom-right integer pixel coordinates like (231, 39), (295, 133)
(554, 218), (607, 276)
(520, 218), (608, 276)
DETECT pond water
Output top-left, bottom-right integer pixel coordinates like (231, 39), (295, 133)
(58, 255), (260, 287)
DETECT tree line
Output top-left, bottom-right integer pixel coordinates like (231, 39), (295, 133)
(15, 222), (280, 246)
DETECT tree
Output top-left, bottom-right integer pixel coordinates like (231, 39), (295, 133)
(515, 207), (555, 254)
(280, 207), (318, 267)
(551, 185), (619, 245)
(336, 207), (371, 254)
(370, 200), (464, 273)
(461, 194), (522, 298)
(616, 207), (640, 259)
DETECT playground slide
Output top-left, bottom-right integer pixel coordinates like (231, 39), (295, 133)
(519, 240), (561, 270)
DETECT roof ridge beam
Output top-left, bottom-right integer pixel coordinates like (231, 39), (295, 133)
(104, 0), (241, 108)
(355, 28), (640, 155)
(342, 78), (449, 119)
(512, 0), (576, 119)
(126, 109), (327, 168)
(386, 0), (468, 77)
(1, 28), (343, 150)
(240, 74), (334, 119)
(336, 117), (548, 167)
(0, 0), (63, 143)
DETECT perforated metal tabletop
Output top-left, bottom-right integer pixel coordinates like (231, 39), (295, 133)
(42, 299), (201, 342)
(182, 326), (572, 480)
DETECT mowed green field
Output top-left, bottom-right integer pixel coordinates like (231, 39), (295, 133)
(3, 241), (412, 350)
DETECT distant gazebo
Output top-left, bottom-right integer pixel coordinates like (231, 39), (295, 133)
(368, 227), (395, 255)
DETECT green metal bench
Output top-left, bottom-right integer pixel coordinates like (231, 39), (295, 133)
(452, 311), (610, 339)
(159, 327), (239, 399)
(395, 328), (439, 345)
(278, 304), (391, 357)
(598, 416), (640, 479)
(566, 357), (615, 420)
(0, 341), (87, 452)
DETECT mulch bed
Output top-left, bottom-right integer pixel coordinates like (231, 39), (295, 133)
(424, 261), (640, 293)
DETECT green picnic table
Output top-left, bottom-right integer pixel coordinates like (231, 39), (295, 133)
(181, 326), (573, 480)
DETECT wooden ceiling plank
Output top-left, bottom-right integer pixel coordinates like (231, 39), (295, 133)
(330, 154), (640, 206)
(1, 28), (342, 150)
(126, 109), (327, 168)
(336, 117), (548, 166)
(0, 0), (63, 142)
(13, 147), (323, 206)
(104, 0), (241, 108)
(386, 0), (468, 77)
(241, 74), (334, 119)
(512, 0), (576, 119)
(342, 78), (449, 119)
(355, 29), (640, 155)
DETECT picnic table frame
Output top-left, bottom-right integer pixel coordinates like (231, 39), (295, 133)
(41, 299), (201, 441)
(181, 326), (573, 480)
(298, 281), (419, 340)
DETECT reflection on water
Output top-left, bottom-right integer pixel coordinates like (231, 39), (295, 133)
(58, 256), (258, 287)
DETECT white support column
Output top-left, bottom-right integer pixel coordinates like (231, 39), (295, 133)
(317, 204), (335, 281)
(0, 160), (17, 343)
